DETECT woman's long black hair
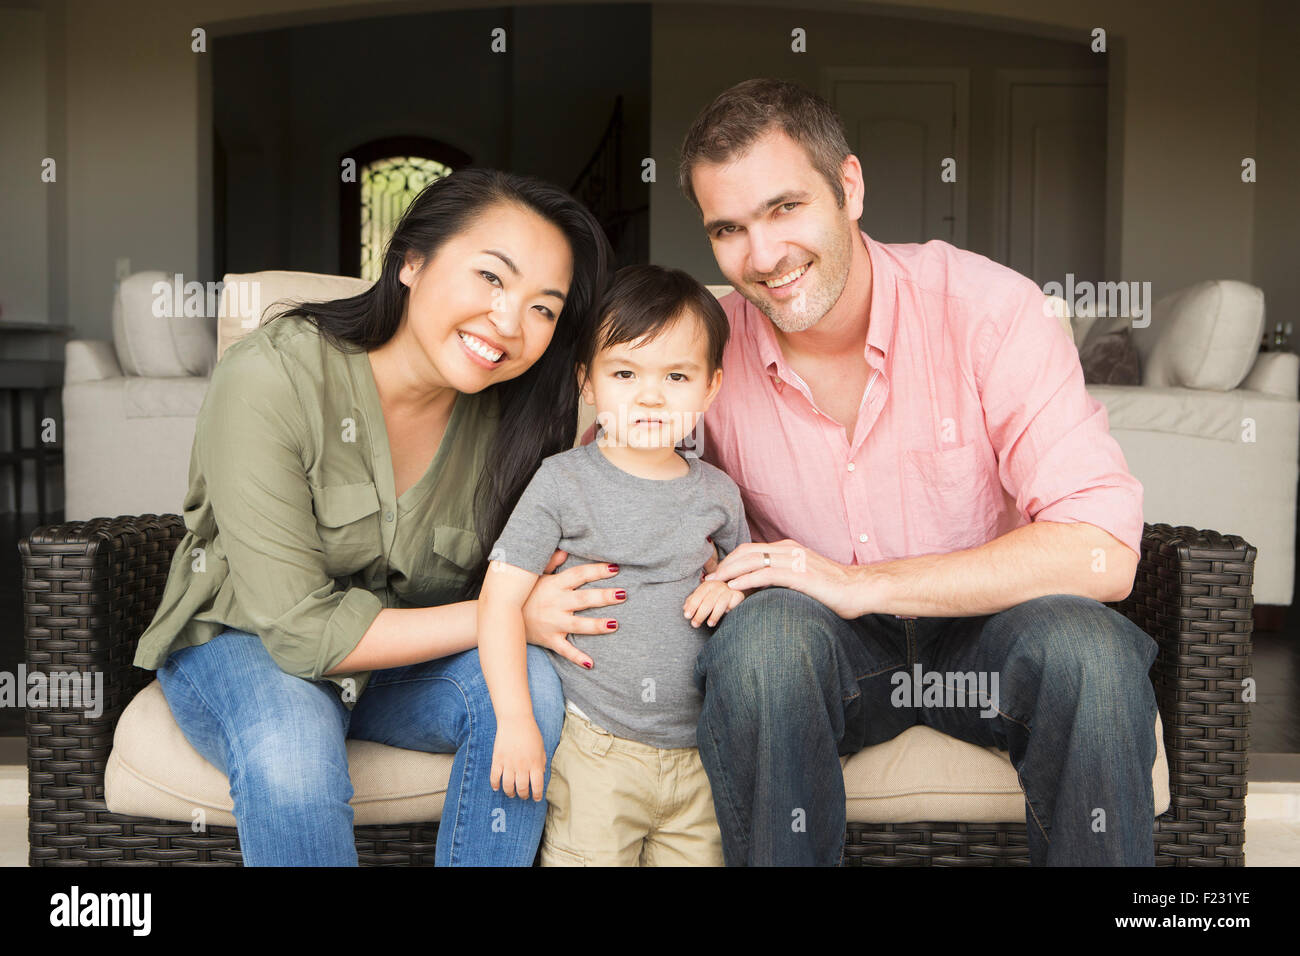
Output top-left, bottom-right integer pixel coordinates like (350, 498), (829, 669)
(269, 167), (612, 596)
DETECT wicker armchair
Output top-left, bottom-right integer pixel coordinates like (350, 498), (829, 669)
(20, 515), (1254, 866)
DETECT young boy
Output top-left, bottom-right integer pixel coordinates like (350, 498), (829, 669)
(477, 264), (750, 866)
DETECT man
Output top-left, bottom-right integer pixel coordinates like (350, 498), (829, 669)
(679, 78), (1157, 866)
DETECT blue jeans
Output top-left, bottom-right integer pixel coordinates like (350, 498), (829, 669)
(156, 627), (565, 866)
(694, 589), (1159, 866)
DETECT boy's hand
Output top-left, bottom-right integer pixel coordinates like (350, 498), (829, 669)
(683, 579), (744, 628)
(490, 715), (547, 801)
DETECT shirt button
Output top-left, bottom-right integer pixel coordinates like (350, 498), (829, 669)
(384, 511), (394, 522)
(846, 462), (856, 472)
(858, 533), (869, 543)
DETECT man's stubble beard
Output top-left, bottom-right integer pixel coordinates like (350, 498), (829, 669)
(754, 220), (854, 334)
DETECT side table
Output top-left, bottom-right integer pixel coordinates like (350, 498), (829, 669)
(0, 359), (65, 524)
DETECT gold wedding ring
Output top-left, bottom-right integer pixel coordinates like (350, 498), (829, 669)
(762, 552), (771, 568)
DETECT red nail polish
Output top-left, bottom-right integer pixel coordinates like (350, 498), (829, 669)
(608, 564), (619, 573)
(615, 589), (626, 600)
(606, 620), (617, 630)
(706, 535), (713, 542)
(582, 661), (593, 669)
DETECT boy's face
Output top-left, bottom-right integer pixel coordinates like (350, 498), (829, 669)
(691, 128), (864, 334)
(578, 312), (723, 449)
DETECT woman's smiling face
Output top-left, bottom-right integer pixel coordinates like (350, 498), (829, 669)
(398, 202), (574, 394)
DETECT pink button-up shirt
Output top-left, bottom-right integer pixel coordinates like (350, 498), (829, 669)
(697, 232), (1144, 566)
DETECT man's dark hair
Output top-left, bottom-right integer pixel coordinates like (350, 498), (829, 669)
(678, 77), (853, 212)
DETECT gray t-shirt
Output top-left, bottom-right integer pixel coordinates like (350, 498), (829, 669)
(490, 439), (750, 748)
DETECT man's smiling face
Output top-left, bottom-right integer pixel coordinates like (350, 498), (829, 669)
(693, 128), (864, 333)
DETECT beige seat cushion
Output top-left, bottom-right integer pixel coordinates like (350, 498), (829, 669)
(843, 711), (1169, 823)
(105, 680), (453, 827)
(106, 679), (1169, 828)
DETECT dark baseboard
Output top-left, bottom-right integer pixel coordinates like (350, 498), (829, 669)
(1253, 604), (1289, 632)
(1249, 753), (1300, 782)
(0, 736), (23, 765)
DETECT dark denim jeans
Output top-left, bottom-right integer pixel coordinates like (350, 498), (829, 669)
(694, 588), (1159, 866)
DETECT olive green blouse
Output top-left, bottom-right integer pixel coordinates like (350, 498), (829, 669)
(134, 313), (498, 705)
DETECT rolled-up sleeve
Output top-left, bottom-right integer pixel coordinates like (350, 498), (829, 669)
(975, 281), (1145, 559)
(198, 340), (383, 681)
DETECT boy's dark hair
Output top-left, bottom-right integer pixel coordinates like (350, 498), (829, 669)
(578, 265), (729, 380)
(678, 78), (852, 212)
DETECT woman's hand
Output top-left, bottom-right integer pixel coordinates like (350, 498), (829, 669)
(490, 715), (547, 801)
(521, 550), (625, 669)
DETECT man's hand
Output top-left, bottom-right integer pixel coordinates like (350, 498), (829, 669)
(520, 549), (625, 669)
(704, 539), (873, 619)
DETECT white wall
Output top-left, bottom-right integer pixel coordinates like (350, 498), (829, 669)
(648, 3), (1096, 281)
(24, 0), (1297, 339)
(1252, 0), (1300, 339)
(651, 0), (1265, 302)
(0, 6), (49, 327)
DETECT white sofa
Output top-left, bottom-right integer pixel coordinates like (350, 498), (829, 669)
(1070, 281), (1298, 607)
(65, 270), (1296, 604)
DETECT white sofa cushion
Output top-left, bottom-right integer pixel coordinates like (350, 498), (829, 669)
(105, 679), (1169, 828)
(1240, 350), (1300, 400)
(113, 271), (217, 378)
(123, 376), (212, 419)
(1088, 383), (1249, 442)
(1042, 294), (1075, 346)
(217, 270), (373, 360)
(1135, 280), (1265, 391)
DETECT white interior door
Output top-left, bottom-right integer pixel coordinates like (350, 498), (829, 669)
(822, 67), (969, 247)
(995, 70), (1107, 288)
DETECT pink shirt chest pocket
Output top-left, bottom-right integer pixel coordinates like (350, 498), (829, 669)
(902, 440), (1004, 554)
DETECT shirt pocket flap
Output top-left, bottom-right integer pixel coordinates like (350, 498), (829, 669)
(902, 442), (1000, 550)
(903, 441), (988, 491)
(433, 524), (481, 571)
(312, 481), (381, 528)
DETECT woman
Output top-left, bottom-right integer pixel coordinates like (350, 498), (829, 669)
(133, 168), (624, 865)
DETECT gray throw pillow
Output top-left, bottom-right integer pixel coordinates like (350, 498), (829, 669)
(1080, 327), (1142, 386)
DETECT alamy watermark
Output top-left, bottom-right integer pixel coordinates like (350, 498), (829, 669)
(0, 666), (103, 719)
(592, 404), (706, 457)
(1042, 273), (1152, 328)
(151, 273), (263, 328)
(890, 664), (1000, 718)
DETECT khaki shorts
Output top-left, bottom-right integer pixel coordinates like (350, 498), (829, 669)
(540, 710), (724, 866)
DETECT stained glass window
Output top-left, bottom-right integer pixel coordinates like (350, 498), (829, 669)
(360, 156), (453, 280)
